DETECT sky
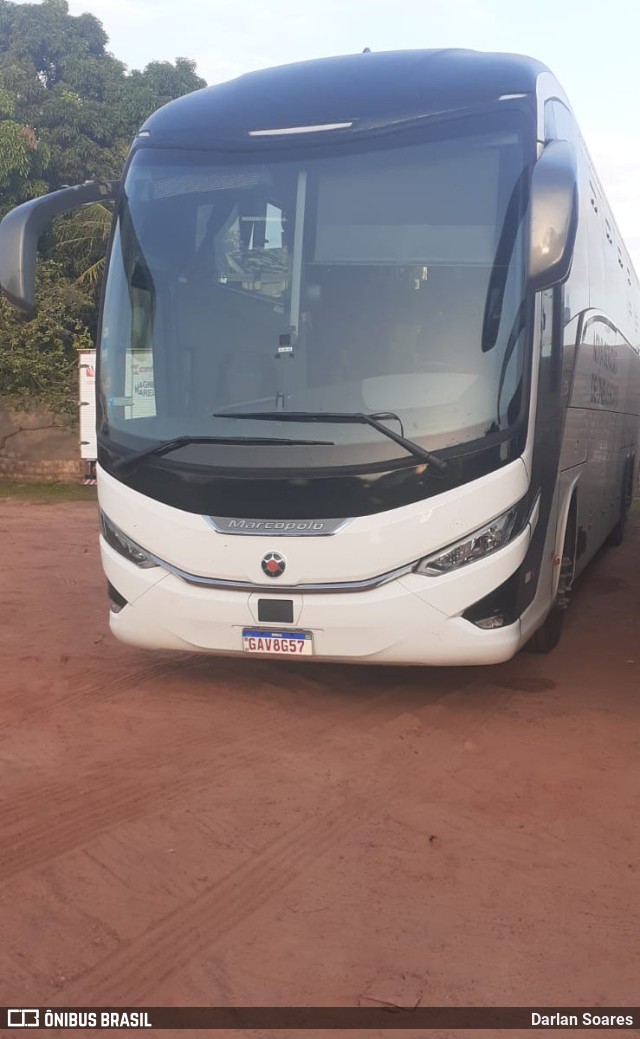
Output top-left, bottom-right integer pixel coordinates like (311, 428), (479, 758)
(38, 0), (640, 270)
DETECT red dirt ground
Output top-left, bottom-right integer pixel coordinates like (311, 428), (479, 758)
(0, 500), (638, 1038)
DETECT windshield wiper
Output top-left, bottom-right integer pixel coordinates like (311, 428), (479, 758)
(212, 411), (448, 471)
(112, 434), (335, 473)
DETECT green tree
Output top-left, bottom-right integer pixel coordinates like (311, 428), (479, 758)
(0, 90), (50, 216)
(51, 57), (206, 290)
(1, 1), (207, 203)
(0, 0), (207, 416)
(0, 261), (93, 418)
(122, 57), (206, 130)
(52, 200), (112, 289)
(0, 0), (129, 198)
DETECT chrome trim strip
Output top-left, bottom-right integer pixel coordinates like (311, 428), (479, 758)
(527, 491), (542, 537)
(159, 557), (415, 593)
(204, 516), (353, 536)
(139, 548), (414, 593)
(249, 122), (353, 136)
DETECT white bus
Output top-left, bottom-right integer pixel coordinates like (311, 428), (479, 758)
(1, 49), (639, 665)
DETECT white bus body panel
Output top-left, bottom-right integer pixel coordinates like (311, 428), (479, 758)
(98, 461), (533, 666)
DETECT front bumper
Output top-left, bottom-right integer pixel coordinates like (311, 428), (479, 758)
(100, 529), (529, 667)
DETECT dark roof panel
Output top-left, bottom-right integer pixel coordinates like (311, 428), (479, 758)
(141, 49), (549, 141)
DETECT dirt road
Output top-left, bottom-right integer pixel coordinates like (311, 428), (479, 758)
(0, 499), (638, 1032)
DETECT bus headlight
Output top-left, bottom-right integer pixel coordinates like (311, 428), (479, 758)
(415, 507), (519, 576)
(100, 512), (159, 569)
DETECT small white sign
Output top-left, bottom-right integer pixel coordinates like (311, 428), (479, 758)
(78, 350), (97, 460)
(124, 350), (156, 419)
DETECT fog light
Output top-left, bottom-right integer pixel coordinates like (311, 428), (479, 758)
(107, 580), (127, 614)
(473, 612), (506, 630)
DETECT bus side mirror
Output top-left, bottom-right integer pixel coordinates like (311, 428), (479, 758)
(528, 140), (578, 294)
(0, 180), (118, 316)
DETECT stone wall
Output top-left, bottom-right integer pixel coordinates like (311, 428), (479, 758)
(0, 401), (83, 482)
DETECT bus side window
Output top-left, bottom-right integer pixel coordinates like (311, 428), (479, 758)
(587, 171), (605, 310)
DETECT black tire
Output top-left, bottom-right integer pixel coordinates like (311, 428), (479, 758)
(524, 509), (576, 655)
(524, 603), (565, 654)
(606, 508), (627, 548)
(607, 460), (634, 548)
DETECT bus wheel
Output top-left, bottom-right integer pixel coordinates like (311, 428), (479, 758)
(525, 601), (565, 654)
(525, 543), (574, 655)
(606, 468), (633, 548)
(606, 506), (628, 548)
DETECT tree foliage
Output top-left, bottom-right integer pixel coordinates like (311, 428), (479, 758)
(52, 201), (112, 289)
(0, 262), (93, 418)
(122, 57), (206, 131)
(0, 0), (206, 414)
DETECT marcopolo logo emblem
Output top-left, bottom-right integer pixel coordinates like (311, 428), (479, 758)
(261, 551), (286, 578)
(208, 517), (351, 536)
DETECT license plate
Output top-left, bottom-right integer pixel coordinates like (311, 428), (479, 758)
(242, 629), (313, 656)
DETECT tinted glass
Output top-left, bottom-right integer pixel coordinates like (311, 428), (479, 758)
(99, 112), (528, 469)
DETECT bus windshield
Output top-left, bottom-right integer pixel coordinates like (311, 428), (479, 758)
(99, 110), (529, 470)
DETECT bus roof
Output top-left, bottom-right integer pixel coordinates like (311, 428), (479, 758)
(140, 49), (549, 143)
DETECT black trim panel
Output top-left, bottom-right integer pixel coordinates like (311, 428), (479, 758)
(258, 599), (294, 623)
(97, 425), (527, 519)
(514, 288), (565, 615)
(140, 50), (545, 146)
